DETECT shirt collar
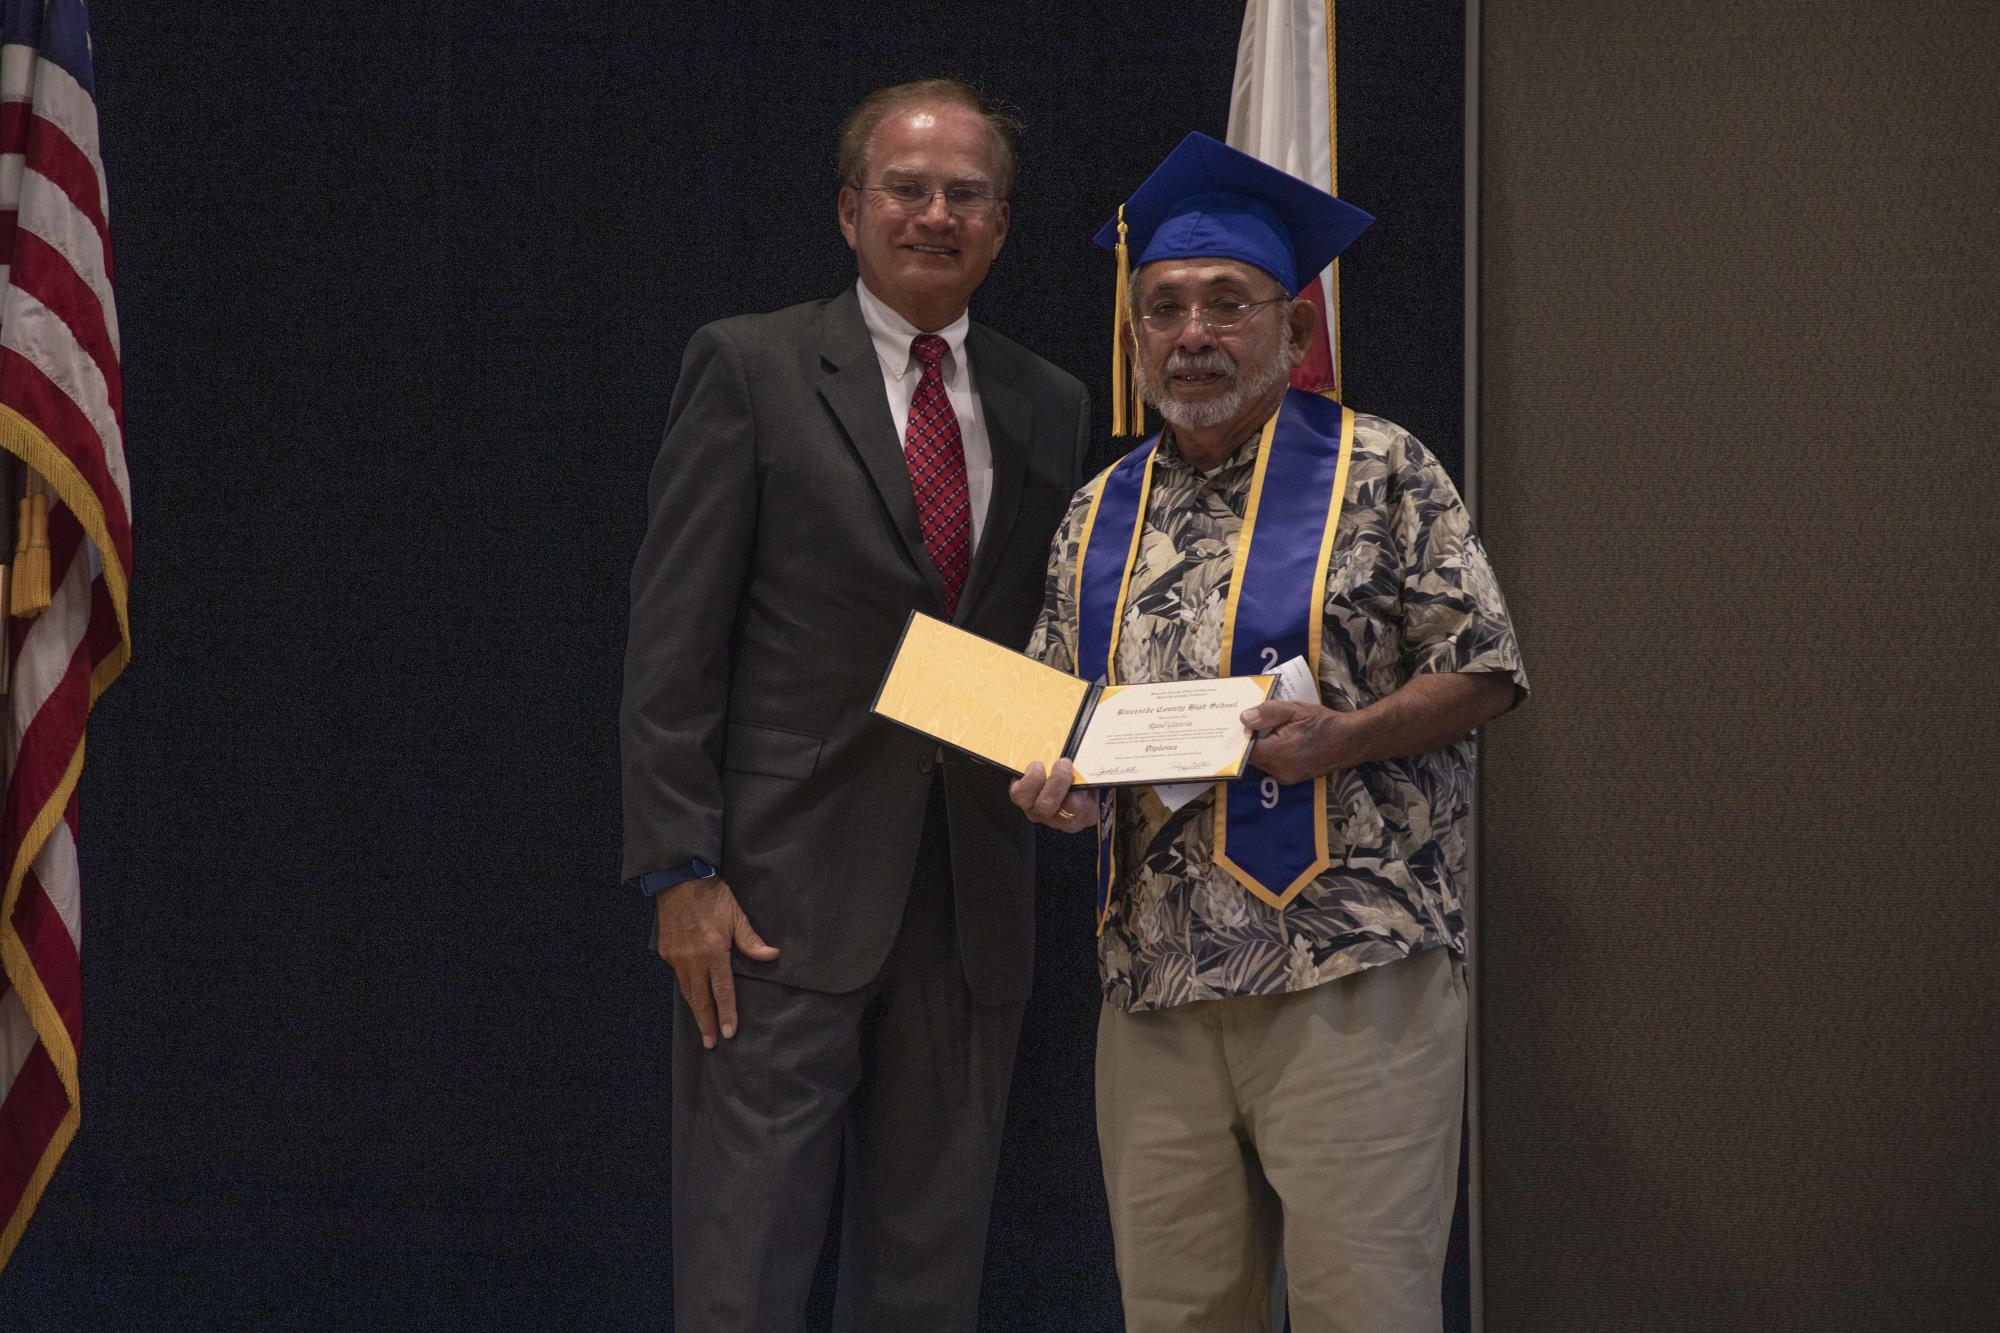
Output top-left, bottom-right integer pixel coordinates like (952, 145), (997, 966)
(856, 278), (971, 382)
(1156, 423), (1263, 478)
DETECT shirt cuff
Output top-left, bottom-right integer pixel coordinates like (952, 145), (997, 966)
(636, 858), (718, 896)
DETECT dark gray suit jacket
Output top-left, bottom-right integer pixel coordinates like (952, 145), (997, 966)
(621, 287), (1090, 1005)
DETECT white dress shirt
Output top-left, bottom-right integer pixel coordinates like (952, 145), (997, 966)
(855, 278), (994, 550)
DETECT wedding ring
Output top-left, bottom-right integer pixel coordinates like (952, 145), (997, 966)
(1056, 807), (1076, 820)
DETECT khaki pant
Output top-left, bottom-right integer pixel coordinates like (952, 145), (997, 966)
(1096, 949), (1466, 1333)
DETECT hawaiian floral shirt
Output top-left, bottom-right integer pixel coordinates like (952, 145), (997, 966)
(1026, 413), (1529, 1013)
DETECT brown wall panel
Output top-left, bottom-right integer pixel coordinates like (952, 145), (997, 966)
(1475, 3), (1999, 1328)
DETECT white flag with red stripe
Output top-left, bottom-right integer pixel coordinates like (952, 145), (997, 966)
(0, 0), (128, 1271)
(1229, 0), (1342, 396)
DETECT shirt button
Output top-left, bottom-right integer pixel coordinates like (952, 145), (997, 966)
(917, 754), (935, 775)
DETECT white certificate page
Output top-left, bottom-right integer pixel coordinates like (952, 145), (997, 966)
(1067, 675), (1274, 788)
(1152, 655), (1318, 811)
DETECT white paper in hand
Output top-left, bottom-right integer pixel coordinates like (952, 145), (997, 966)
(1151, 656), (1318, 813)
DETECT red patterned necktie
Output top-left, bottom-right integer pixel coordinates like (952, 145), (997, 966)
(904, 333), (972, 614)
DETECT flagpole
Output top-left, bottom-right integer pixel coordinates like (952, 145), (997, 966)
(1464, 0), (1486, 1326)
(1325, 0), (1340, 400)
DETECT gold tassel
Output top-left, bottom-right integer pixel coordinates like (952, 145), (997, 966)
(1111, 205), (1132, 437)
(11, 477), (50, 619)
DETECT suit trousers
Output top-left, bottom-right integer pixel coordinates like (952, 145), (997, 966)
(1095, 948), (1466, 1333)
(670, 782), (1024, 1332)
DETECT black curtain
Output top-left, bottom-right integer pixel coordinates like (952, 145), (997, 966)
(0, 3), (1466, 1326)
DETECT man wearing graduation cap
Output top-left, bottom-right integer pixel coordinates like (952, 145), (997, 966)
(1011, 133), (1529, 1331)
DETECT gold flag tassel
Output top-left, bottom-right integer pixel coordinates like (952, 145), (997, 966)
(11, 473), (50, 620)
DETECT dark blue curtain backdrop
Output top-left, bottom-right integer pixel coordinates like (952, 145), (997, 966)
(0, 2), (1463, 1327)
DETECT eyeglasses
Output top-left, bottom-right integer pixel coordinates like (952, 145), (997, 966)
(854, 181), (1007, 218)
(1136, 297), (1287, 334)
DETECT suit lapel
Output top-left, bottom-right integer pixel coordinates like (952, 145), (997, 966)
(959, 323), (1029, 624)
(815, 288), (949, 609)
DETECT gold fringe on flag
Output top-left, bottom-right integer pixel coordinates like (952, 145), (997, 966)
(10, 474), (49, 620)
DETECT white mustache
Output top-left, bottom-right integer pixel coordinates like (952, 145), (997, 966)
(1163, 350), (1236, 377)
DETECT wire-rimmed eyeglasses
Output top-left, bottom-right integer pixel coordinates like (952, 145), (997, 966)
(852, 181), (1007, 218)
(1135, 297), (1288, 335)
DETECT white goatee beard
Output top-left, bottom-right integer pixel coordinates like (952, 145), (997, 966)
(1137, 348), (1294, 432)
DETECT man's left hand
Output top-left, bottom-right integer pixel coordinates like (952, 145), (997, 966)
(1241, 699), (1352, 786)
(1010, 758), (1099, 832)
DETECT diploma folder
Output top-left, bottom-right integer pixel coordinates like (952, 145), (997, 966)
(870, 612), (1274, 788)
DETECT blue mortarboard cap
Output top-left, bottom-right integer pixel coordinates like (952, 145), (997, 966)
(1093, 132), (1373, 295)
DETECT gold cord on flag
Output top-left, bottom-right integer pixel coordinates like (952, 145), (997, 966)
(9, 473), (48, 620)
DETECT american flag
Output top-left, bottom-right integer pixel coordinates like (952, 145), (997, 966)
(0, 0), (128, 1271)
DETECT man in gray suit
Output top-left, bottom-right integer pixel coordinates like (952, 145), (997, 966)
(620, 78), (1090, 1331)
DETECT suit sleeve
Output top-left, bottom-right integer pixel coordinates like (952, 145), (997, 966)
(620, 323), (759, 882)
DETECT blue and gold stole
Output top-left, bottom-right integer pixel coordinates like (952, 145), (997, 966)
(1073, 388), (1356, 928)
